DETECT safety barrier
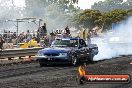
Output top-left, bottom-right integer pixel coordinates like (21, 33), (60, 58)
(0, 47), (43, 60)
(3, 43), (14, 49)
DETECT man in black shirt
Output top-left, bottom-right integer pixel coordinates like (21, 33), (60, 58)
(63, 26), (71, 38)
(0, 36), (4, 55)
(41, 23), (47, 36)
(65, 26), (70, 34)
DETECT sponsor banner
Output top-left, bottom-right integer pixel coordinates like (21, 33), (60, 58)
(83, 74), (130, 83)
(77, 66), (131, 84)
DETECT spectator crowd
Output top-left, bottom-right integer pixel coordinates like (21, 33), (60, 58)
(0, 23), (71, 49)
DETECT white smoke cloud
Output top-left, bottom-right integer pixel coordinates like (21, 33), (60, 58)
(0, 1), (73, 33)
(92, 17), (132, 61)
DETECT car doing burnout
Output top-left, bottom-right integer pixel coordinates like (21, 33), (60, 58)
(36, 38), (98, 66)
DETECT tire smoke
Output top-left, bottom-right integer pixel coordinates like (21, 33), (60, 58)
(91, 17), (132, 61)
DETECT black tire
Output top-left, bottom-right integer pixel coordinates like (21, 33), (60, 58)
(39, 61), (47, 67)
(71, 56), (79, 66)
(76, 75), (87, 85)
(87, 54), (94, 63)
(79, 76), (87, 84)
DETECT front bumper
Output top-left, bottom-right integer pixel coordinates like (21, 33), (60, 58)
(35, 55), (70, 62)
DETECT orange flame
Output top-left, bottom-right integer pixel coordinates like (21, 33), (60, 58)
(78, 66), (86, 76)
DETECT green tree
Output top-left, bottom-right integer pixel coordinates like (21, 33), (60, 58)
(98, 9), (128, 31)
(91, 0), (132, 12)
(73, 9), (128, 31)
(73, 9), (102, 29)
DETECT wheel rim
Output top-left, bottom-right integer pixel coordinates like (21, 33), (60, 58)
(72, 57), (77, 65)
(90, 55), (93, 61)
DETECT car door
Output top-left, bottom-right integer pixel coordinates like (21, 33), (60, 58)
(78, 39), (87, 58)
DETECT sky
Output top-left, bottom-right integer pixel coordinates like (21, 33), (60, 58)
(0, 0), (105, 9)
(0, 0), (25, 7)
(13, 0), (25, 7)
(78, 0), (127, 9)
(12, 0), (105, 9)
(78, 0), (105, 9)
(0, 0), (127, 9)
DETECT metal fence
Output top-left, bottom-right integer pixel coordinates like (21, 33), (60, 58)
(0, 47), (43, 60)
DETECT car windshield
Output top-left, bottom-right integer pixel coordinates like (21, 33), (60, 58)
(51, 39), (78, 47)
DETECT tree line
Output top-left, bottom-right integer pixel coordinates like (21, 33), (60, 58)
(25, 0), (132, 31)
(73, 0), (132, 31)
(1, 0), (132, 32)
(73, 9), (130, 31)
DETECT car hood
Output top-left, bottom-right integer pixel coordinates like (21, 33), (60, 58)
(38, 47), (73, 54)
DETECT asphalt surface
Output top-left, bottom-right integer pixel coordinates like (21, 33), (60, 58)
(0, 55), (131, 88)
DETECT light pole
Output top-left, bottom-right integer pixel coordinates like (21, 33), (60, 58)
(16, 19), (19, 48)
(38, 19), (43, 43)
(38, 19), (43, 28)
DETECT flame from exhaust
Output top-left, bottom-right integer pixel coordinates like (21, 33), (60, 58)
(78, 66), (86, 76)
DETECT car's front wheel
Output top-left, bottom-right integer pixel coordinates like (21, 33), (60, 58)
(71, 56), (79, 66)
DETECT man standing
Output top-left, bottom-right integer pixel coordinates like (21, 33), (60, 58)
(41, 23), (47, 36)
(49, 32), (55, 45)
(65, 26), (70, 34)
(64, 26), (71, 38)
(0, 36), (4, 55)
(38, 23), (47, 38)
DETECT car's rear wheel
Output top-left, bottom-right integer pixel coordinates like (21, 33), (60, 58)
(87, 54), (94, 63)
(39, 61), (47, 67)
